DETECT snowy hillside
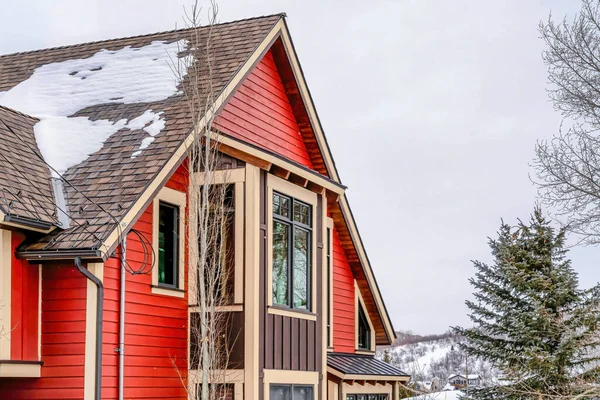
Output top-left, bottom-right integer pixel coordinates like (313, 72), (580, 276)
(377, 332), (496, 386)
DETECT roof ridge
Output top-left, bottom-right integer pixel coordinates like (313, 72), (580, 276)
(0, 12), (286, 59)
(0, 105), (39, 121)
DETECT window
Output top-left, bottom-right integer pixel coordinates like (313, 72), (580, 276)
(201, 184), (235, 304)
(270, 385), (313, 400)
(152, 186), (186, 296)
(158, 202), (179, 287)
(357, 303), (371, 350)
(272, 192), (312, 310)
(346, 395), (387, 400)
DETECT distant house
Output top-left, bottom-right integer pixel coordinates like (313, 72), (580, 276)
(448, 374), (480, 389)
(413, 377), (441, 393)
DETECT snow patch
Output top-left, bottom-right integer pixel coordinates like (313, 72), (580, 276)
(0, 40), (188, 176)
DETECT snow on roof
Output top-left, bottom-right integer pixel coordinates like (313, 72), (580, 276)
(0, 40), (187, 176)
(448, 374), (479, 380)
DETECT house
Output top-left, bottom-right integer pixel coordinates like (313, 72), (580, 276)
(0, 13), (409, 400)
(447, 374), (480, 389)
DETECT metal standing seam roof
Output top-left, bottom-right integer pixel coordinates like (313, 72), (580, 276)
(327, 353), (409, 377)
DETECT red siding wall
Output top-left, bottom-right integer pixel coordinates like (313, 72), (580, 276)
(0, 263), (87, 400)
(101, 163), (189, 399)
(214, 49), (314, 168)
(332, 226), (355, 353)
(11, 231), (39, 361)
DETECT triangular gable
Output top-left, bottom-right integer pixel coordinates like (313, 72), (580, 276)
(213, 23), (396, 345)
(214, 49), (314, 169)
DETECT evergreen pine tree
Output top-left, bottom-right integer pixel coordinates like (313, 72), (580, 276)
(454, 207), (600, 399)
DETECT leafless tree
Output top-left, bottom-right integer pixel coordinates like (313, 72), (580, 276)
(171, 1), (237, 399)
(534, 0), (600, 244)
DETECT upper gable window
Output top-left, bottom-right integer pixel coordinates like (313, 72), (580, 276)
(357, 303), (371, 350)
(272, 192), (312, 310)
(158, 202), (179, 287)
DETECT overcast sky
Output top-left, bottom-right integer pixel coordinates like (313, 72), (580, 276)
(1, 0), (592, 334)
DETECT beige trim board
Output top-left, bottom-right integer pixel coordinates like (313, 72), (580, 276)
(267, 306), (317, 321)
(342, 382), (393, 397)
(99, 18), (285, 258)
(244, 164), (260, 400)
(327, 367), (409, 383)
(263, 369), (319, 399)
(267, 174), (318, 312)
(151, 286), (185, 298)
(84, 262), (104, 400)
(192, 168), (245, 185)
(151, 186), (187, 294)
(188, 305), (243, 313)
(0, 229), (11, 360)
(217, 134), (344, 195)
(0, 362), (41, 378)
(355, 280), (375, 352)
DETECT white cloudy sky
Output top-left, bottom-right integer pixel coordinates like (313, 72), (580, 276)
(1, 0), (593, 334)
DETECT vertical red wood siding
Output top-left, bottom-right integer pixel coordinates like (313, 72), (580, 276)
(0, 263), (87, 400)
(332, 226), (355, 353)
(101, 163), (189, 400)
(214, 49), (314, 168)
(10, 231), (39, 361)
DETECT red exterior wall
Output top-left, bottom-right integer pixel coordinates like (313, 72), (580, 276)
(0, 263), (87, 400)
(10, 231), (39, 361)
(100, 163), (189, 399)
(214, 49), (314, 168)
(332, 226), (355, 353)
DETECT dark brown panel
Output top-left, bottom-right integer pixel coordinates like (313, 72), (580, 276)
(298, 319), (306, 370)
(291, 318), (299, 370)
(190, 311), (244, 370)
(282, 316), (291, 370)
(307, 321), (315, 371)
(273, 314), (283, 369)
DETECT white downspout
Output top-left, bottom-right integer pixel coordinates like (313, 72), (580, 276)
(118, 236), (126, 400)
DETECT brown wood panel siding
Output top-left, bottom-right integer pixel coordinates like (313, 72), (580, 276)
(265, 313), (318, 372)
(190, 311), (244, 370)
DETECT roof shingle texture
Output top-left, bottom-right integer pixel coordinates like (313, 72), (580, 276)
(327, 353), (409, 377)
(0, 14), (282, 253)
(0, 105), (56, 224)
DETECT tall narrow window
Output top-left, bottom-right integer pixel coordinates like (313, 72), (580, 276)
(357, 303), (371, 350)
(272, 192), (312, 310)
(203, 184), (235, 304)
(158, 202), (179, 287)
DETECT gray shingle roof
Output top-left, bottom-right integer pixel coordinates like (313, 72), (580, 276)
(327, 353), (409, 377)
(0, 105), (56, 225)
